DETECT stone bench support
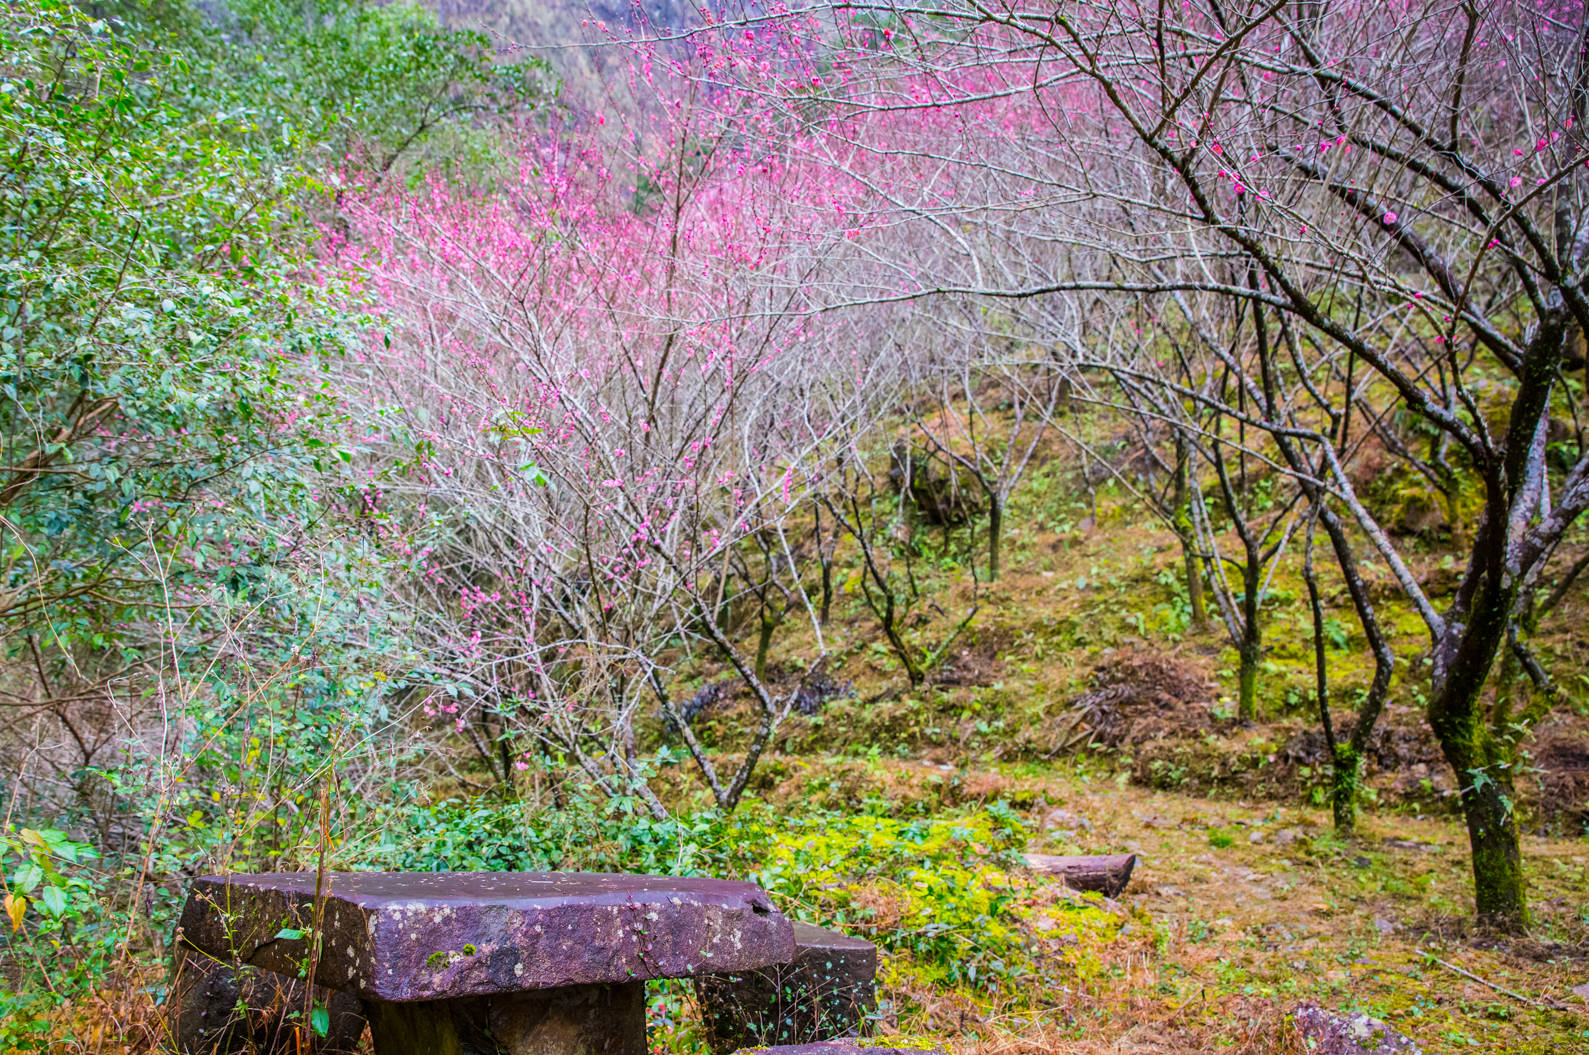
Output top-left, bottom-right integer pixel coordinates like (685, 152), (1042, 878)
(169, 945), (365, 1055)
(695, 921), (877, 1055)
(362, 981), (644, 1055)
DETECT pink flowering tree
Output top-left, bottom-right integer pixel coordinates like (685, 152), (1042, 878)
(322, 36), (899, 813)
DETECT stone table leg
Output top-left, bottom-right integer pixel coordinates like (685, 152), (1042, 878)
(694, 922), (877, 1055)
(166, 943), (365, 1055)
(364, 981), (646, 1055)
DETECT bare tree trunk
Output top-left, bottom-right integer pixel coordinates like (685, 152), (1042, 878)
(754, 615), (776, 684)
(822, 493), (925, 689)
(987, 491), (1003, 582)
(1237, 562), (1261, 722)
(874, 584), (924, 689)
(1173, 433), (1207, 629)
(815, 505), (836, 625)
(1463, 770), (1527, 925)
(1429, 550), (1528, 926)
(1319, 509), (1395, 834)
(1302, 520), (1350, 829)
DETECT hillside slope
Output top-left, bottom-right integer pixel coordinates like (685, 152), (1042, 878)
(422, 0), (706, 105)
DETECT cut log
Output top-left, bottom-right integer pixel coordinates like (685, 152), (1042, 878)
(734, 1043), (942, 1055)
(1021, 853), (1137, 897)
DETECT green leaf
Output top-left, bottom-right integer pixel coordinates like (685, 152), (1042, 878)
(39, 885), (67, 917)
(311, 1005), (330, 1037)
(274, 927), (305, 940)
(14, 864), (44, 894)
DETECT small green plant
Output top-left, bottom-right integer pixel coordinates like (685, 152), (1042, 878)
(1146, 758), (1190, 789)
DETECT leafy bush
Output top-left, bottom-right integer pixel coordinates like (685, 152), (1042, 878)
(0, 2), (549, 1044)
(1, 829), (108, 1051)
(733, 807), (1031, 988)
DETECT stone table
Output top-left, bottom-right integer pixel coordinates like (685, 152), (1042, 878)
(177, 871), (795, 1055)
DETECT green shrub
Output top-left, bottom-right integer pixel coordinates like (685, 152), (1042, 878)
(1, 828), (109, 1051)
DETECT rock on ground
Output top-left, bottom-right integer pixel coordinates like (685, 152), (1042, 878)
(1292, 1004), (1423, 1055)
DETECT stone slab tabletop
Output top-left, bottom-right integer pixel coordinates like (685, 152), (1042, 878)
(178, 872), (795, 1002)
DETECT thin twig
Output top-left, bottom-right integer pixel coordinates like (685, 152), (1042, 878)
(1419, 952), (1569, 1011)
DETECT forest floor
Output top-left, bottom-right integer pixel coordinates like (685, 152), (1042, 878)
(51, 457), (1589, 1055)
(929, 763), (1589, 1054)
(642, 749), (1589, 1055)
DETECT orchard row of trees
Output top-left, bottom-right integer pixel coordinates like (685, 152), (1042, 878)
(327, 0), (1586, 929)
(740, 0), (1585, 927)
(338, 0), (1584, 927)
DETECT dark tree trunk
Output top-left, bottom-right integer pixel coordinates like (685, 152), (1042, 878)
(1302, 522), (1359, 832)
(880, 589), (924, 689)
(819, 560), (833, 625)
(1429, 547), (1528, 927)
(833, 494), (926, 690)
(1183, 542), (1207, 629)
(816, 506), (834, 625)
(754, 615), (776, 684)
(1299, 500), (1396, 835)
(1458, 766), (1526, 927)
(497, 732), (515, 794)
(1208, 372), (1267, 723)
(1330, 745), (1362, 832)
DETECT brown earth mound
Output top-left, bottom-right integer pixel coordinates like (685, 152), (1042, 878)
(1062, 649), (1215, 750)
